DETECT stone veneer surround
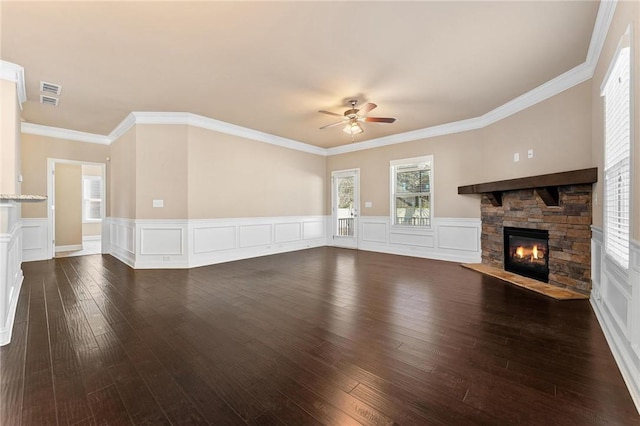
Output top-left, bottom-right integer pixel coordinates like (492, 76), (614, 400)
(481, 184), (592, 295)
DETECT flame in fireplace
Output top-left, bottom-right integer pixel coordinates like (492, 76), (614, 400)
(515, 244), (543, 261)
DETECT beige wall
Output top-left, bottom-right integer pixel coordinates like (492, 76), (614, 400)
(109, 128), (136, 219)
(21, 134), (109, 218)
(135, 125), (188, 219)
(591, 0), (640, 240)
(109, 124), (325, 220)
(0, 79), (20, 194)
(327, 81), (592, 218)
(479, 81), (592, 182)
(54, 163), (82, 247)
(327, 131), (482, 218)
(187, 126), (326, 218)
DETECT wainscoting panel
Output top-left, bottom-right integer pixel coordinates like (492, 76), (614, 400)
(361, 220), (387, 243)
(437, 221), (480, 252)
(108, 218), (136, 267)
(21, 218), (48, 262)
(352, 216), (481, 264)
(240, 224), (272, 248)
(106, 216), (328, 269)
(275, 222), (302, 244)
(140, 228), (183, 255)
(389, 231), (435, 247)
(591, 226), (640, 413)
(303, 220), (324, 240)
(193, 226), (236, 254)
(0, 202), (24, 346)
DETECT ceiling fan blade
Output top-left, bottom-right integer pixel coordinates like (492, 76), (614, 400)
(357, 103), (377, 116)
(319, 120), (346, 130)
(363, 117), (397, 123)
(319, 110), (343, 117)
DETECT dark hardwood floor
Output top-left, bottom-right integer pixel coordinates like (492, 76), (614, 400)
(1, 247), (638, 425)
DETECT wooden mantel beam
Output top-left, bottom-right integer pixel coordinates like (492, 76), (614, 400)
(458, 168), (597, 195)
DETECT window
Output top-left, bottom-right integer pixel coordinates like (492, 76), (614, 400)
(602, 30), (631, 269)
(391, 156), (433, 227)
(83, 176), (103, 222)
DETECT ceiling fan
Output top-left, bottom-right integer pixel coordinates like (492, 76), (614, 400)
(319, 100), (397, 136)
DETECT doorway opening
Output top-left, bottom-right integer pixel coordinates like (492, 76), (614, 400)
(47, 159), (106, 259)
(331, 169), (359, 249)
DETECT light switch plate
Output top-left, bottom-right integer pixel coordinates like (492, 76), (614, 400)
(514, 153), (519, 162)
(528, 149), (534, 159)
(365, 201), (372, 208)
(153, 199), (164, 208)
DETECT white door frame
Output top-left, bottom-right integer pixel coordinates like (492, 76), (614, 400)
(331, 168), (360, 249)
(46, 158), (107, 259)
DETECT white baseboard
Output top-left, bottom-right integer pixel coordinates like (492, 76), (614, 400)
(55, 244), (83, 253)
(83, 235), (101, 242)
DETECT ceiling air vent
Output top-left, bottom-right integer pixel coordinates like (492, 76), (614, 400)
(40, 95), (59, 107)
(40, 81), (62, 95)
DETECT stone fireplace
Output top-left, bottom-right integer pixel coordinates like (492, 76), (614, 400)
(459, 168), (597, 296)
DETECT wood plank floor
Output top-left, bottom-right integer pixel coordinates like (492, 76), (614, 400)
(2, 247), (638, 425)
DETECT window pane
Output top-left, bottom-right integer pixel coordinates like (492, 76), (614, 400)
(86, 200), (102, 220)
(394, 195), (430, 226)
(396, 169), (430, 194)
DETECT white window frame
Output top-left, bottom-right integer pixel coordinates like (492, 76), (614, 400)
(390, 155), (433, 229)
(600, 25), (633, 270)
(82, 175), (104, 223)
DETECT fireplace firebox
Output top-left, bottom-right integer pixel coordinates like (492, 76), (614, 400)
(504, 227), (549, 282)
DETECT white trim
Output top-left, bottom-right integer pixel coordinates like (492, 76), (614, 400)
(591, 228), (640, 414)
(22, 122), (110, 145)
(83, 235), (101, 242)
(21, 218), (48, 262)
(587, 0), (618, 67)
(105, 215), (329, 269)
(0, 60), (26, 107)
(346, 216), (481, 264)
(22, 112), (326, 155)
(15, 1), (618, 157)
(55, 244), (82, 253)
(0, 217), (23, 346)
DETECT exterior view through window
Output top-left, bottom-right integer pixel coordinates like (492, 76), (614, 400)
(391, 156), (433, 227)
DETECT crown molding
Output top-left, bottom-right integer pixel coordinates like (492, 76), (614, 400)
(22, 111), (327, 156)
(586, 0), (617, 67)
(21, 122), (110, 145)
(0, 60), (27, 108)
(17, 0), (617, 158)
(130, 112), (327, 156)
(108, 112), (137, 141)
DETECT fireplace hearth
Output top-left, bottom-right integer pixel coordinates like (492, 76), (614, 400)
(504, 227), (549, 282)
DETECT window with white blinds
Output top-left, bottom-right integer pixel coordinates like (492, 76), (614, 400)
(602, 40), (631, 269)
(83, 176), (103, 222)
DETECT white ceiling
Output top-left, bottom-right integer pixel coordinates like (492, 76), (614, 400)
(1, 1), (599, 149)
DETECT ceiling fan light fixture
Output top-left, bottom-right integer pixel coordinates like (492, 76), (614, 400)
(343, 121), (363, 135)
